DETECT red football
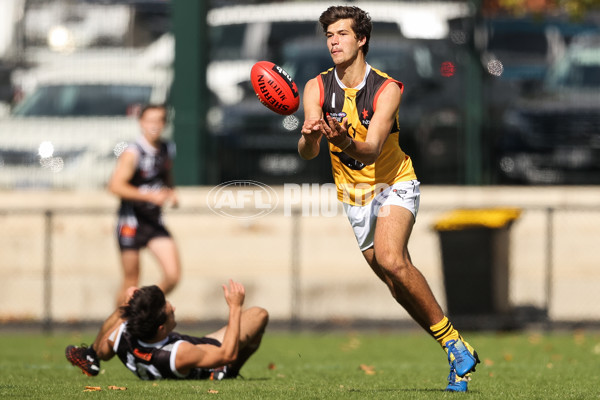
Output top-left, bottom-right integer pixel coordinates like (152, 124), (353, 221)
(250, 61), (299, 115)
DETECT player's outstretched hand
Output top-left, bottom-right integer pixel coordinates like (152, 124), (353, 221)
(301, 119), (322, 136)
(222, 279), (245, 308)
(322, 115), (349, 148)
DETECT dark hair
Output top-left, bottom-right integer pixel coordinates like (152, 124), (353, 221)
(120, 285), (167, 341)
(139, 104), (168, 121)
(319, 6), (372, 56)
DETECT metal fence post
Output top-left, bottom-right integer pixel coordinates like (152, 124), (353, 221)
(43, 209), (53, 333)
(290, 208), (301, 329)
(545, 207), (554, 325)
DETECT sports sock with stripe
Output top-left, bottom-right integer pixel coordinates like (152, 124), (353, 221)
(430, 316), (460, 347)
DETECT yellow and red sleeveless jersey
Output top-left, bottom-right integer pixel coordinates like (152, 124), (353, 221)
(317, 64), (416, 205)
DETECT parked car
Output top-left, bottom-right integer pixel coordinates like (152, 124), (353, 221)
(0, 64), (171, 189)
(24, 1), (132, 50)
(496, 33), (600, 184)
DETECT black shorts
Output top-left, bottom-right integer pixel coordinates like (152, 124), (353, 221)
(171, 332), (222, 381)
(116, 206), (171, 251)
(174, 333), (221, 347)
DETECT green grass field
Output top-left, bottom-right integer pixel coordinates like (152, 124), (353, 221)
(0, 329), (598, 399)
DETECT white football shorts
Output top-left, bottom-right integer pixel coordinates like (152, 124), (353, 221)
(343, 180), (421, 251)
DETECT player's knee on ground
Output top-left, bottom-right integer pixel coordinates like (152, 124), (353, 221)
(240, 307), (269, 349)
(248, 306), (269, 329)
(243, 307), (269, 338)
(257, 307), (269, 328)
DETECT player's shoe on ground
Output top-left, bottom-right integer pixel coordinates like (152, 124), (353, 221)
(65, 344), (100, 376)
(209, 365), (239, 380)
(445, 365), (470, 392)
(445, 338), (480, 377)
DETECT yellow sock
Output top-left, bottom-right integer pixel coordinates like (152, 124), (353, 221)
(430, 316), (460, 347)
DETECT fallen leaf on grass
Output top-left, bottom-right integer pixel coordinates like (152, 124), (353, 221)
(484, 358), (494, 366)
(573, 330), (585, 345)
(108, 386), (127, 390)
(527, 334), (542, 344)
(208, 389), (219, 394)
(268, 362), (276, 370)
(341, 336), (361, 352)
(83, 386), (101, 392)
(359, 364), (376, 375)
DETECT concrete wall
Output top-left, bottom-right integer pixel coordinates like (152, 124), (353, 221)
(0, 185), (599, 326)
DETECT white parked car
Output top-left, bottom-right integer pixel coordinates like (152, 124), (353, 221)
(0, 65), (171, 189)
(24, 1), (132, 50)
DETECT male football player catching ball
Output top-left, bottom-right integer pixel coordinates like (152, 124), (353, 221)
(298, 5), (479, 391)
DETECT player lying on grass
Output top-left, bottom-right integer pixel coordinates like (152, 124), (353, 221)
(65, 280), (268, 380)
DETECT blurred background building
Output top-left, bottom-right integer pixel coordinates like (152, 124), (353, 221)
(0, 0), (599, 329)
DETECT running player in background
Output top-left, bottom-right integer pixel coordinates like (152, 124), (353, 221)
(298, 5), (480, 391)
(108, 104), (180, 305)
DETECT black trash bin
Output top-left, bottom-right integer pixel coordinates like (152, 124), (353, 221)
(433, 208), (521, 319)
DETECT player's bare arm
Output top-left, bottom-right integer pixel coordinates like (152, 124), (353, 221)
(175, 280), (244, 373)
(323, 82), (402, 165)
(94, 286), (139, 360)
(298, 78), (324, 160)
(93, 313), (125, 361)
(108, 150), (170, 206)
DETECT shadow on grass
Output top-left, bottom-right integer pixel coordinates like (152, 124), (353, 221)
(233, 378), (270, 381)
(344, 387), (480, 394)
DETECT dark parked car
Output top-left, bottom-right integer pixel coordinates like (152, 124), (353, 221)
(497, 33), (600, 184)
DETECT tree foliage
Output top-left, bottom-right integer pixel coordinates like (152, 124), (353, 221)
(483, 0), (600, 19)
